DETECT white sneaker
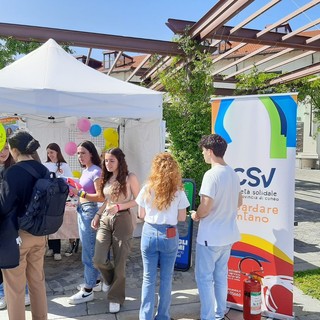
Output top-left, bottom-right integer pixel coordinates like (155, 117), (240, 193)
(54, 253), (62, 261)
(45, 249), (53, 257)
(0, 296), (6, 310)
(25, 293), (30, 306)
(0, 294), (30, 309)
(109, 302), (120, 313)
(68, 289), (94, 305)
(77, 281), (102, 292)
(102, 282), (110, 293)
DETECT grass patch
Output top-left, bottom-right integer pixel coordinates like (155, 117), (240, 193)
(294, 269), (320, 300)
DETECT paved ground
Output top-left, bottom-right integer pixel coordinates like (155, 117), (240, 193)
(0, 168), (319, 320)
(294, 169), (320, 272)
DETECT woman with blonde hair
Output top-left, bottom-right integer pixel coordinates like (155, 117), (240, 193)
(135, 152), (190, 320)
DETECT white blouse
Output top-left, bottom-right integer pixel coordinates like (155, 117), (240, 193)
(43, 162), (73, 178)
(136, 185), (190, 225)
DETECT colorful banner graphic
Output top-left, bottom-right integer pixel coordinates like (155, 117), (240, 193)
(0, 116), (26, 151)
(211, 94), (297, 319)
(0, 116), (26, 136)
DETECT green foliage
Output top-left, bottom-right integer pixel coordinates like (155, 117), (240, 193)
(235, 67), (320, 123)
(294, 268), (320, 300)
(0, 37), (74, 69)
(235, 66), (287, 95)
(160, 34), (215, 194)
(296, 78), (320, 121)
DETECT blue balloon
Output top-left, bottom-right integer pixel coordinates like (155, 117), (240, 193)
(90, 124), (102, 137)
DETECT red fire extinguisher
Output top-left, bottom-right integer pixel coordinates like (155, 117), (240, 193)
(238, 257), (264, 320)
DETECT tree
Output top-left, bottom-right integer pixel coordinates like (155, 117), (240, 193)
(235, 66), (288, 95)
(0, 37), (73, 69)
(159, 34), (215, 193)
(295, 78), (320, 122)
(235, 66), (320, 123)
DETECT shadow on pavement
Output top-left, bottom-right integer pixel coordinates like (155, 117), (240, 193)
(294, 239), (320, 254)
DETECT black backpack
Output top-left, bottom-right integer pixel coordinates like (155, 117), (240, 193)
(17, 162), (69, 236)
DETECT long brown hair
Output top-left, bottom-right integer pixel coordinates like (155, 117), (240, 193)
(77, 140), (101, 168)
(100, 148), (128, 201)
(46, 143), (67, 172)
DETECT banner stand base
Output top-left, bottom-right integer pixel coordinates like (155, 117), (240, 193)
(227, 302), (294, 320)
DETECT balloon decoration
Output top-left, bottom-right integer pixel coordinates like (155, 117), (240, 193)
(90, 124), (102, 137)
(62, 124), (119, 158)
(103, 128), (119, 149)
(72, 170), (81, 179)
(77, 118), (91, 132)
(105, 140), (118, 149)
(0, 123), (6, 151)
(65, 142), (77, 156)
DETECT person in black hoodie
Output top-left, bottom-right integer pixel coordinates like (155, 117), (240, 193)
(0, 141), (30, 310)
(0, 130), (48, 320)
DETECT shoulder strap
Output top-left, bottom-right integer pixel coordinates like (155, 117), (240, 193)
(16, 161), (42, 179)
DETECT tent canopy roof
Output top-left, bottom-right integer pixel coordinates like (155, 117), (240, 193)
(0, 39), (163, 119)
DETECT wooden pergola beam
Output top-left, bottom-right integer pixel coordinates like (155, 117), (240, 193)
(0, 22), (182, 56)
(270, 62), (320, 85)
(212, 45), (270, 76)
(189, 0), (254, 40)
(107, 51), (123, 76)
(230, 0), (281, 34)
(224, 48), (294, 79)
(166, 19), (320, 51)
(126, 54), (151, 82)
(256, 0), (320, 38)
(264, 50), (316, 72)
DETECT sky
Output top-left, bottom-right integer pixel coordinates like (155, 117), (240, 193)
(1, 0), (319, 59)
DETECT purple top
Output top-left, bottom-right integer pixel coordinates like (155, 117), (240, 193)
(79, 164), (101, 194)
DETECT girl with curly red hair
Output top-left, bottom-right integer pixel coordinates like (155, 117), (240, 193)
(136, 152), (190, 320)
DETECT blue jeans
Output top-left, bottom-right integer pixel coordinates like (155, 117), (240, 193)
(195, 243), (232, 320)
(139, 223), (179, 320)
(77, 202), (100, 289)
(0, 283), (4, 298)
(0, 282), (29, 297)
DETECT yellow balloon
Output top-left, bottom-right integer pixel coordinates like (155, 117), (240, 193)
(72, 170), (81, 178)
(105, 140), (118, 150)
(108, 134), (118, 145)
(103, 128), (118, 142)
(105, 141), (113, 150)
(111, 140), (119, 147)
(0, 123), (6, 152)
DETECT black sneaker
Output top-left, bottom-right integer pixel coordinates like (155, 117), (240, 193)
(74, 239), (80, 253)
(65, 243), (74, 257)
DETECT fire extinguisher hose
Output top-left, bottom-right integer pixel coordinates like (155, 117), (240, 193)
(238, 257), (264, 280)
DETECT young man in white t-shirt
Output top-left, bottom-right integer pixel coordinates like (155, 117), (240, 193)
(191, 134), (242, 320)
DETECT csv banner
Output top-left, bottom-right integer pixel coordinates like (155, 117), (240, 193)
(211, 94), (297, 320)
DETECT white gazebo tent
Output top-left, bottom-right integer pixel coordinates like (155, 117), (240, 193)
(0, 39), (164, 185)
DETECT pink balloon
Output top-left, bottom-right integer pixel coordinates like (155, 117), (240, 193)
(77, 118), (91, 132)
(65, 142), (77, 156)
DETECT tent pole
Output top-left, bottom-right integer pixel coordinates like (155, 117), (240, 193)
(85, 48), (92, 65)
(119, 119), (126, 150)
